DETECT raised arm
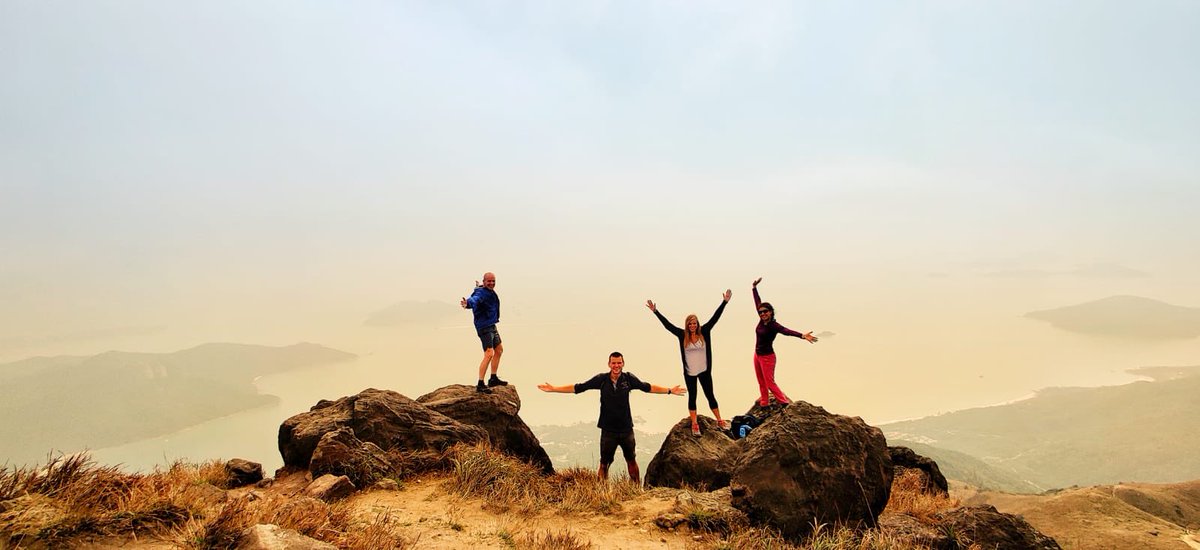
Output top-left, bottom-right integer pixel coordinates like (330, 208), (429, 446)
(703, 290), (731, 329)
(647, 300), (684, 336)
(752, 278), (763, 309)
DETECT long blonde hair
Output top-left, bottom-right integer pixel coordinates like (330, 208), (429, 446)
(684, 314), (705, 347)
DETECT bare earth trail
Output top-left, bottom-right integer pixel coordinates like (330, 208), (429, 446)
(346, 476), (701, 549)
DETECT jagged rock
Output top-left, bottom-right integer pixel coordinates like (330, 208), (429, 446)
(933, 504), (1062, 549)
(225, 458), (264, 488)
(729, 401), (893, 541)
(416, 384), (554, 474)
(644, 416), (740, 490)
(309, 428), (395, 487)
(744, 400), (789, 424)
(889, 446), (949, 496)
(277, 388), (488, 469)
(302, 474), (355, 502)
(238, 524), (336, 550)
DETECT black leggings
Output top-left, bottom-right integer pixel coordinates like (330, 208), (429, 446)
(685, 369), (719, 411)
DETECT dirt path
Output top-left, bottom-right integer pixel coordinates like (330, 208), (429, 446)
(347, 477), (701, 549)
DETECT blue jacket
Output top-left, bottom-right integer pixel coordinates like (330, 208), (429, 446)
(465, 286), (500, 329)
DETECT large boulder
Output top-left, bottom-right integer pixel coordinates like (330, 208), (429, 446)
(889, 446), (949, 496)
(277, 388), (488, 468)
(729, 401), (893, 541)
(644, 416), (741, 490)
(416, 384), (553, 474)
(309, 427), (395, 487)
(933, 505), (1062, 549)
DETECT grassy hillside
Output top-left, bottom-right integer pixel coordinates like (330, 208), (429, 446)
(0, 343), (355, 466)
(889, 440), (1043, 494)
(883, 367), (1200, 489)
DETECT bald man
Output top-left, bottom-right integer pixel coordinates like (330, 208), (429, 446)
(461, 272), (507, 393)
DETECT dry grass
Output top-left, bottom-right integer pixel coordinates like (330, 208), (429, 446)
(445, 444), (642, 516)
(0, 452), (418, 549)
(515, 528), (593, 549)
(883, 470), (961, 523)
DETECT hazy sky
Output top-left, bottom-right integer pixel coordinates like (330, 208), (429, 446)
(3, 2), (1199, 426)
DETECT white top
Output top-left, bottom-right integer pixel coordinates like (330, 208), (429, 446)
(684, 339), (708, 376)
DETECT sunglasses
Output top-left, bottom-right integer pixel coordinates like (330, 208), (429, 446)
(758, 309), (771, 314)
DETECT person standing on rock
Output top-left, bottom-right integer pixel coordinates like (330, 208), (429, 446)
(461, 272), (507, 394)
(751, 277), (818, 407)
(538, 352), (685, 484)
(646, 290), (732, 437)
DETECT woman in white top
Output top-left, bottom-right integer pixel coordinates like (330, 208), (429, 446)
(646, 290), (731, 436)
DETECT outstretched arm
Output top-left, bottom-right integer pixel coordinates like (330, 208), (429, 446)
(647, 384), (686, 396)
(774, 322), (819, 343)
(752, 278), (763, 309)
(538, 383), (575, 393)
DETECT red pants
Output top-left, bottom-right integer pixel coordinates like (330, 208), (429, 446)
(753, 353), (790, 406)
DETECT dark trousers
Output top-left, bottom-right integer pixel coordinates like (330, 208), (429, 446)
(684, 369), (719, 411)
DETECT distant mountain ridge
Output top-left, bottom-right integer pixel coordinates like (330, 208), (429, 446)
(0, 342), (356, 466)
(884, 366), (1200, 490)
(1025, 295), (1200, 339)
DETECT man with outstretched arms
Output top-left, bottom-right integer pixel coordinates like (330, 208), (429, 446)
(538, 352), (685, 484)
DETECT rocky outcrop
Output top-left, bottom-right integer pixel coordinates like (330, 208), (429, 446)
(644, 416), (740, 490)
(278, 385), (553, 495)
(416, 385), (553, 474)
(933, 505), (1062, 549)
(308, 428), (395, 487)
(277, 388), (488, 469)
(889, 446), (949, 496)
(729, 401), (893, 541)
(224, 458), (264, 488)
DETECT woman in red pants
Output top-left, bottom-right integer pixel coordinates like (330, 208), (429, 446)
(751, 277), (819, 407)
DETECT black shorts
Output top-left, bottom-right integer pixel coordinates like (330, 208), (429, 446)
(477, 325), (501, 350)
(599, 429), (636, 466)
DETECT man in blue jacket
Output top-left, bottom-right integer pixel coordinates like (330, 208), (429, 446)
(461, 272), (507, 393)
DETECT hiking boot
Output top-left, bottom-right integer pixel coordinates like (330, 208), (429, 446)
(488, 374), (509, 387)
(475, 381), (492, 394)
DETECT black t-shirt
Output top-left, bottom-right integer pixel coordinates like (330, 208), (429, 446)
(574, 371), (652, 432)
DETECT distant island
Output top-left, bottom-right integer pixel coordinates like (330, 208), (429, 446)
(1024, 295), (1200, 339)
(0, 342), (356, 466)
(364, 300), (461, 326)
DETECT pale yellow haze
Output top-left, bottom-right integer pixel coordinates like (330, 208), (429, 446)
(1, 2), (1198, 440)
